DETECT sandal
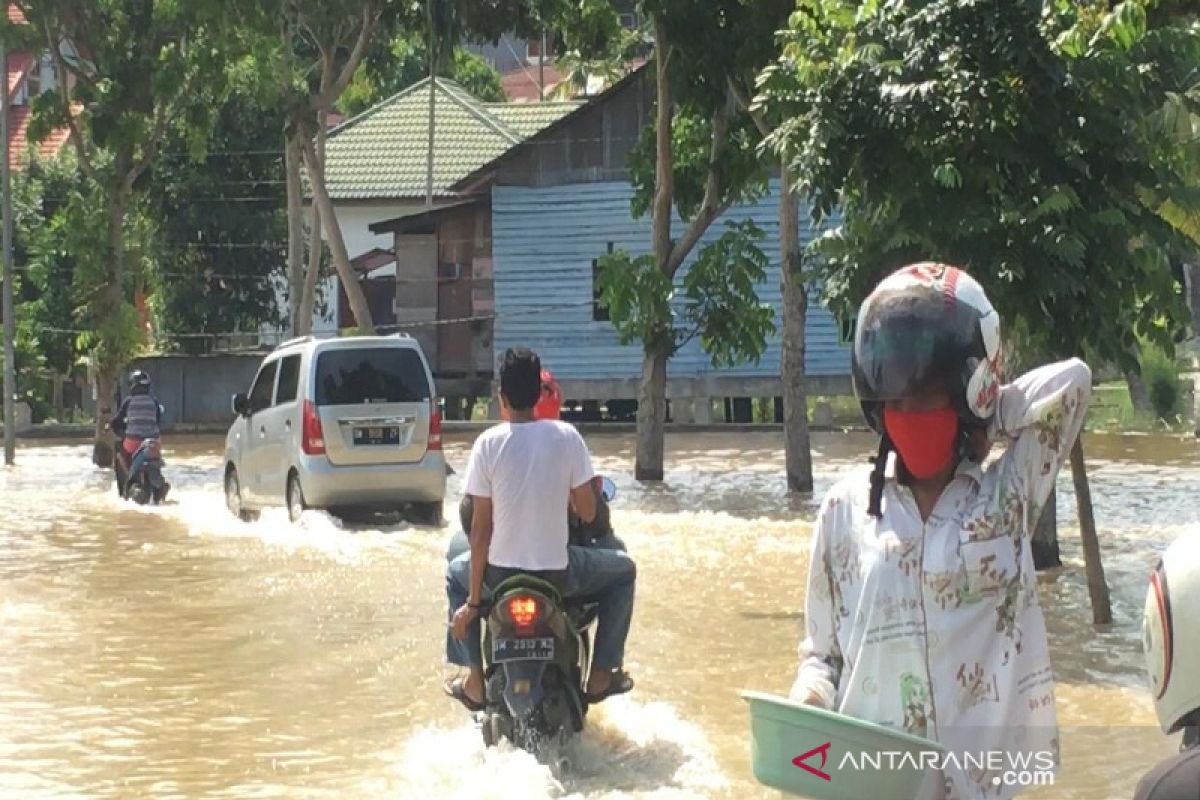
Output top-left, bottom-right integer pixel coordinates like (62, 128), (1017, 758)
(443, 676), (485, 712)
(583, 669), (635, 704)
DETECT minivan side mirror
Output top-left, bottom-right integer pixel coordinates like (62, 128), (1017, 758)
(232, 393), (250, 417)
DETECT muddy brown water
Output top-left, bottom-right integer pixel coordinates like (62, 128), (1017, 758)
(0, 431), (1197, 799)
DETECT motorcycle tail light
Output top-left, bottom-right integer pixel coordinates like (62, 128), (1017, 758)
(508, 596), (539, 630)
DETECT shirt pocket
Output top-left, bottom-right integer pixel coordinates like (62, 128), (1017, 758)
(957, 532), (1021, 598)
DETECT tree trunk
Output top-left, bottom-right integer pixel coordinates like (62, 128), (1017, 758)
(629, 16), (676, 482)
(51, 372), (65, 420)
(298, 116), (326, 336)
(92, 365), (117, 468)
(299, 130), (374, 334)
(93, 195), (128, 467)
(1183, 262), (1200, 338)
(779, 163), (814, 493)
(1031, 491), (1062, 570)
(1069, 437), (1112, 624)
(635, 344), (669, 481)
(285, 133), (304, 336)
(1124, 365), (1153, 417)
(297, 201), (321, 337)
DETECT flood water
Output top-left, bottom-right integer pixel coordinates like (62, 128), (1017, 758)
(1, 430), (1197, 799)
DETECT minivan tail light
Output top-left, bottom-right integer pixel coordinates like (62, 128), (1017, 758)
(301, 400), (325, 455)
(429, 402), (442, 451)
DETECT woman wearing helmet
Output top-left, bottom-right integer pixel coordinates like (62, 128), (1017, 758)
(1136, 534), (1200, 800)
(789, 263), (1093, 799)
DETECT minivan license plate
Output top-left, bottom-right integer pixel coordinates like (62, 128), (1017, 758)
(492, 637), (554, 663)
(354, 426), (399, 445)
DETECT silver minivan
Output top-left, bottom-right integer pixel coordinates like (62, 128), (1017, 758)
(223, 334), (446, 524)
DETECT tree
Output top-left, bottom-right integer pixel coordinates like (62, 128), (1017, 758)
(339, 32), (505, 117)
(271, 0), (564, 337)
(149, 74), (288, 352)
(14, 153), (87, 419)
(722, 0), (813, 492)
(762, 0), (1200, 623)
(275, 1), (385, 337)
(597, 1), (784, 482)
(17, 0), (237, 466)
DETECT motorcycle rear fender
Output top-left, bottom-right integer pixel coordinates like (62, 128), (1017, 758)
(501, 661), (549, 718)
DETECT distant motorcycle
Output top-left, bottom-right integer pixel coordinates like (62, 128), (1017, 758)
(113, 435), (170, 505)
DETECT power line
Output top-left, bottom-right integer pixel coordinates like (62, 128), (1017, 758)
(32, 298), (597, 339)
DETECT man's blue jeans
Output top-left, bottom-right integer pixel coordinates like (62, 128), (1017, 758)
(445, 533), (635, 671)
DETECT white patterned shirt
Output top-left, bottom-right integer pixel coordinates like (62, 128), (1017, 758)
(791, 359), (1092, 799)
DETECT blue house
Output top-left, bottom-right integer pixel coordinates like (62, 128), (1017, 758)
(368, 65), (851, 420)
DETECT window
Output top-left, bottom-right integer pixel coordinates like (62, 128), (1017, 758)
(275, 355), (301, 405)
(248, 361), (278, 415)
(39, 54), (57, 93)
(315, 348), (430, 406)
(592, 242), (614, 322)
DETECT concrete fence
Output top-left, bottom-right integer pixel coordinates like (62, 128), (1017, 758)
(127, 352), (267, 430)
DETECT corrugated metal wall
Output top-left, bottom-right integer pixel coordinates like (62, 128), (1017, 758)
(491, 180), (850, 381)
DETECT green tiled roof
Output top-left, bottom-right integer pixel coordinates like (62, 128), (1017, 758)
(485, 101), (583, 138)
(323, 78), (582, 200)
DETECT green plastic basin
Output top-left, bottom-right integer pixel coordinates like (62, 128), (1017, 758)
(743, 691), (944, 800)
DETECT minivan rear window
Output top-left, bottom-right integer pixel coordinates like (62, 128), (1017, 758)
(315, 347), (430, 406)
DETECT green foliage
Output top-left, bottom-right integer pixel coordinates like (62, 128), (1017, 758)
(595, 251), (675, 351)
(148, 77), (287, 353)
(682, 220), (776, 367)
(761, 0), (1200, 370)
(18, 0), (241, 391)
(340, 33), (505, 117)
(597, 220), (775, 364)
(1140, 341), (1185, 421)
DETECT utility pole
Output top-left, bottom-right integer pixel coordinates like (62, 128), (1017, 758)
(539, 30), (546, 102)
(2, 40), (16, 465)
(425, 0), (436, 209)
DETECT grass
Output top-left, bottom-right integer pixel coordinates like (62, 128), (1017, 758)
(1086, 380), (1196, 434)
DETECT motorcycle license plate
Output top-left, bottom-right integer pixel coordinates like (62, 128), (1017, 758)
(492, 637), (554, 662)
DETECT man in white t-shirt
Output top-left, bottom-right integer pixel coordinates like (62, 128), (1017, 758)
(444, 348), (636, 712)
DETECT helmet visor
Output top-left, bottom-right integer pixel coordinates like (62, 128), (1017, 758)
(852, 291), (983, 403)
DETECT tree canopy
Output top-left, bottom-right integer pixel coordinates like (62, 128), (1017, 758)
(760, 0), (1200, 365)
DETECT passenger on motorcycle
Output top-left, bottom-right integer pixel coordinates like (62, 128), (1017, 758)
(1136, 533), (1200, 800)
(444, 348), (636, 712)
(110, 370), (164, 476)
(789, 263), (1092, 799)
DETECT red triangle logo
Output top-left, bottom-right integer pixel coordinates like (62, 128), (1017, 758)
(792, 741), (832, 781)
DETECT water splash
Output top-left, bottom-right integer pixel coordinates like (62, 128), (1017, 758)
(363, 697), (728, 799)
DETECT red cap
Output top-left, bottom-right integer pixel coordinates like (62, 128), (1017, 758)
(500, 369), (562, 421)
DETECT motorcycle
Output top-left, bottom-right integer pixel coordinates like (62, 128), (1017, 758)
(477, 477), (617, 762)
(113, 435), (170, 505)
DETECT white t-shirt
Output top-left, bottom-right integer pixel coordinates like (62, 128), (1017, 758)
(463, 420), (595, 570)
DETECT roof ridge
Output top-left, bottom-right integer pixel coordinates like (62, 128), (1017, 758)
(327, 76), (442, 139)
(436, 80), (522, 144)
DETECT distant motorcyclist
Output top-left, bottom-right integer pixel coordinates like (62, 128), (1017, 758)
(1136, 533), (1200, 800)
(110, 370), (164, 485)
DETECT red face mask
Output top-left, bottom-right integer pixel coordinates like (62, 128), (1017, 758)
(883, 405), (959, 479)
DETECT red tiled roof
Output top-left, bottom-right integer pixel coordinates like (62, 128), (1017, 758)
(500, 64), (565, 102)
(7, 4), (24, 24)
(6, 50), (31, 100)
(7, 104), (72, 169)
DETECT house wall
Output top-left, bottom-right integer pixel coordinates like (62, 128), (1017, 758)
(490, 180), (852, 400)
(271, 201), (422, 335)
(493, 69), (652, 188)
